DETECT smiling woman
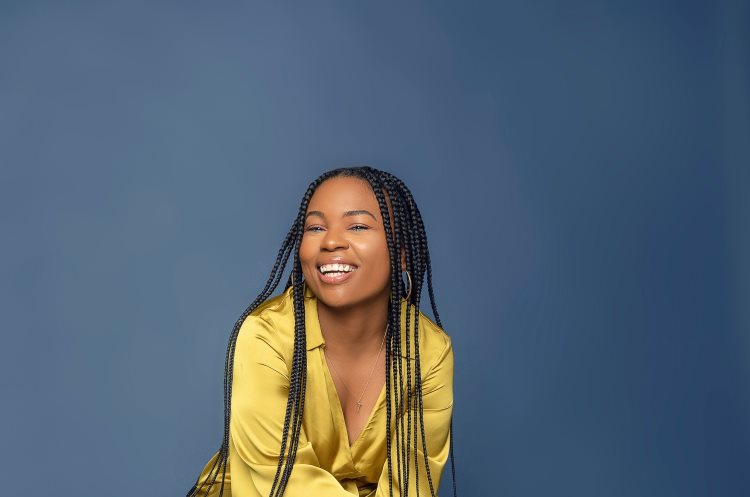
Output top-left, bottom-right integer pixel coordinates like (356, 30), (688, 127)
(186, 166), (457, 497)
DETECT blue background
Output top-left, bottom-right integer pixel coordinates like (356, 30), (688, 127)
(1, 1), (748, 496)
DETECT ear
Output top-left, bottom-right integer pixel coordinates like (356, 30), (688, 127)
(400, 248), (407, 272)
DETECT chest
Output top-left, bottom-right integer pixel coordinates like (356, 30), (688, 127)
(302, 348), (413, 482)
(324, 350), (387, 446)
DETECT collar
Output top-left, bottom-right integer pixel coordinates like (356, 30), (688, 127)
(299, 284), (417, 359)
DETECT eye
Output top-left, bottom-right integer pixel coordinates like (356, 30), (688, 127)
(350, 225), (369, 231)
(305, 226), (323, 233)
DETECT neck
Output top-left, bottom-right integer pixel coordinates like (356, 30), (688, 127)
(316, 293), (389, 358)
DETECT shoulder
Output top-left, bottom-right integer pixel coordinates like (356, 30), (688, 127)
(414, 310), (454, 407)
(415, 309), (453, 376)
(234, 287), (296, 369)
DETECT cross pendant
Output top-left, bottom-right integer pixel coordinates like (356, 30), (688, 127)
(356, 400), (362, 413)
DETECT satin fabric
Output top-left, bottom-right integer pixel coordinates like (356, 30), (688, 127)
(191, 283), (454, 497)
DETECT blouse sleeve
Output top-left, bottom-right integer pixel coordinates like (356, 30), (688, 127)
(228, 314), (356, 497)
(374, 336), (455, 497)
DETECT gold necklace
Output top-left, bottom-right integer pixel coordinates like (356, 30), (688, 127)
(324, 324), (388, 414)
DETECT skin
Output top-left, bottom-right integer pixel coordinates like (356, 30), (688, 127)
(299, 176), (405, 445)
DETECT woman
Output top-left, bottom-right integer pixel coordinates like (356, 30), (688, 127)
(186, 166), (456, 497)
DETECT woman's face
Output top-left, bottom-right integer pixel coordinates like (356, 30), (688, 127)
(299, 176), (393, 309)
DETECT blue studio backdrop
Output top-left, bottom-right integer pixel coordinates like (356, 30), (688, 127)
(1, 1), (748, 496)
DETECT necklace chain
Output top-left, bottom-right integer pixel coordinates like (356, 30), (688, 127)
(324, 324), (388, 414)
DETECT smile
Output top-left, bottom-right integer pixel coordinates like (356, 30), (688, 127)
(317, 263), (357, 284)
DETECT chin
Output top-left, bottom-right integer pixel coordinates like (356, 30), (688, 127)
(326, 287), (390, 309)
(316, 288), (360, 308)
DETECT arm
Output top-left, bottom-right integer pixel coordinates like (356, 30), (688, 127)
(228, 314), (356, 497)
(375, 336), (454, 497)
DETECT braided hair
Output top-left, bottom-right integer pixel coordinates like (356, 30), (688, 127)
(187, 166), (457, 497)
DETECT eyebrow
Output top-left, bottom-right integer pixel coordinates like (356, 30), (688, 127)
(305, 209), (378, 221)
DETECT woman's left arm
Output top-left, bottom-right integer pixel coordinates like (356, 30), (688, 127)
(374, 335), (454, 497)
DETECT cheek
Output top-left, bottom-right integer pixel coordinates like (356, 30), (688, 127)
(369, 242), (392, 280)
(298, 239), (316, 269)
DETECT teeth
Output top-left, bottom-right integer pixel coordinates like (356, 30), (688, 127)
(319, 263), (356, 274)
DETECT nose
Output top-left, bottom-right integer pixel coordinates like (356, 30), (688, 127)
(321, 225), (349, 251)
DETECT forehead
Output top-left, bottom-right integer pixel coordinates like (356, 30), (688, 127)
(307, 177), (383, 218)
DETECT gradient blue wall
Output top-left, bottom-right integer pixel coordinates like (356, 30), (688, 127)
(1, 1), (748, 496)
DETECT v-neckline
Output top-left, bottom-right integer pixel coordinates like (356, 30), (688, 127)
(321, 348), (386, 450)
(306, 290), (392, 452)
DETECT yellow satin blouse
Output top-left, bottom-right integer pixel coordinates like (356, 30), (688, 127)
(192, 284), (454, 497)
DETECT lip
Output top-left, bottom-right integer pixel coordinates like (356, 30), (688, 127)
(317, 258), (358, 268)
(317, 267), (356, 285)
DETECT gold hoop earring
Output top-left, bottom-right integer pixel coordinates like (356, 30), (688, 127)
(402, 269), (412, 301)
